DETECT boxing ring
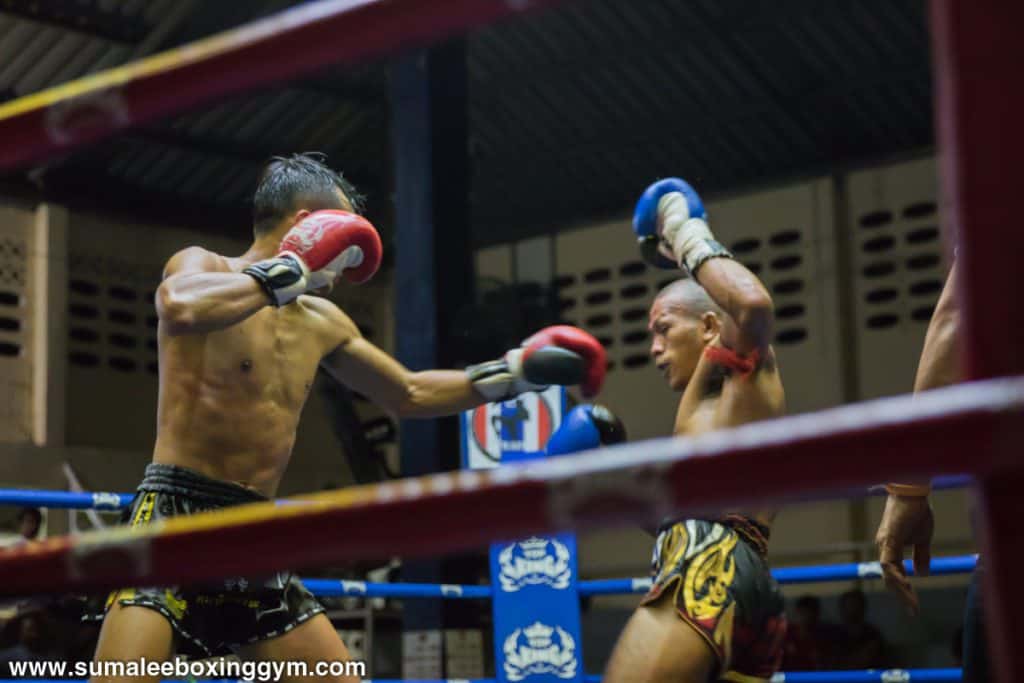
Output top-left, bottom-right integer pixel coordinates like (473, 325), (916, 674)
(0, 487), (977, 682)
(0, 0), (1020, 681)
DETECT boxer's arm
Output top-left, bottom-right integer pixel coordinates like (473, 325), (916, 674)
(323, 338), (486, 418)
(692, 258), (774, 356)
(699, 266), (783, 436)
(886, 262), (959, 490)
(633, 178), (772, 355)
(914, 260), (960, 392)
(874, 263), (957, 613)
(885, 261), (960, 490)
(156, 247), (270, 336)
(315, 301), (486, 418)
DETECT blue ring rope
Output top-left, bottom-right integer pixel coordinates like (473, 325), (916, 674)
(301, 579), (492, 599)
(0, 489), (133, 510)
(577, 555), (977, 597)
(299, 555), (977, 601)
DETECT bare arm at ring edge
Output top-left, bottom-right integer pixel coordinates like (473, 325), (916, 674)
(875, 260), (958, 614)
(913, 260), (960, 393)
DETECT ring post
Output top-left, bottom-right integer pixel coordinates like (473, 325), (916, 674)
(462, 387), (583, 683)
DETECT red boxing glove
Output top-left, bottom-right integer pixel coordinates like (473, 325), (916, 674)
(280, 210), (383, 285)
(522, 325), (607, 398)
(465, 325), (607, 402)
(244, 210), (383, 306)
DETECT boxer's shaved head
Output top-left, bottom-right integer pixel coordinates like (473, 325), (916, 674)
(654, 277), (724, 319)
(253, 152), (365, 236)
(648, 277), (725, 392)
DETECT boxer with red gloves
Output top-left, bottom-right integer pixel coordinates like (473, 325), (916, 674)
(91, 153), (607, 683)
(466, 325), (606, 402)
(244, 209), (382, 305)
(603, 177), (788, 683)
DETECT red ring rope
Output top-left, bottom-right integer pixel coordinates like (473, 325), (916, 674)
(0, 377), (1018, 597)
(0, 0), (563, 171)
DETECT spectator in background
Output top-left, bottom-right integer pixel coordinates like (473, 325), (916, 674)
(0, 508), (43, 551)
(782, 595), (841, 670)
(836, 589), (887, 669)
(15, 508), (41, 542)
(66, 621), (101, 669)
(0, 610), (55, 674)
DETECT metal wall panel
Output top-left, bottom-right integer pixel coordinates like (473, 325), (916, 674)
(551, 178), (842, 441)
(0, 206), (34, 443)
(848, 158), (944, 400)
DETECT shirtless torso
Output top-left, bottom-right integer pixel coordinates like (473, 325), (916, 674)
(153, 249), (352, 496)
(672, 338), (785, 528)
(90, 153), (608, 682)
(90, 176), (488, 681)
(607, 175), (788, 683)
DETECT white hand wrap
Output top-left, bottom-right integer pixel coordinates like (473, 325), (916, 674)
(658, 192), (732, 273)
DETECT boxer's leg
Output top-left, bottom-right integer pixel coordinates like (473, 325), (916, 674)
(90, 601), (175, 683)
(604, 593), (717, 683)
(238, 613), (360, 683)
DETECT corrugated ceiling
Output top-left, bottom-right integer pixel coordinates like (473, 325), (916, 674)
(0, 0), (932, 245)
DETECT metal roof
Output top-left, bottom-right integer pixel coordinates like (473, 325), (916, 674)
(0, 0), (932, 245)
(467, 0), (933, 243)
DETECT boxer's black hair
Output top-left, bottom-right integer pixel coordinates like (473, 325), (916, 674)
(252, 152), (365, 236)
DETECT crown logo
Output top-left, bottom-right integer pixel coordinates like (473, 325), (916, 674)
(519, 537), (549, 559)
(524, 622), (554, 648)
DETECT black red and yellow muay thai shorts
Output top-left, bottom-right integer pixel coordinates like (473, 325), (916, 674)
(87, 463), (324, 658)
(642, 517), (787, 681)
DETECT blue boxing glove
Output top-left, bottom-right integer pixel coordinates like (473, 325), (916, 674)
(546, 404), (627, 456)
(632, 178), (732, 274)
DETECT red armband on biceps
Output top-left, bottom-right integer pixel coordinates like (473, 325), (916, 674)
(703, 345), (761, 377)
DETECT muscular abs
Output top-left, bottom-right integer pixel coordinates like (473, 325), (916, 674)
(153, 300), (326, 497)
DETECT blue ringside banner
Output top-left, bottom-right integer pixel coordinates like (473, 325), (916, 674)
(460, 387), (583, 683)
(489, 533), (582, 683)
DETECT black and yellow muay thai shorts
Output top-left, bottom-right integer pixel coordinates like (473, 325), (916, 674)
(642, 517), (787, 681)
(87, 463), (324, 657)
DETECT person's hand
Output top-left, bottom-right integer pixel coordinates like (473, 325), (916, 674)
(875, 492), (934, 615)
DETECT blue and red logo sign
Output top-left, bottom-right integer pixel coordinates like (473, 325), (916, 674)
(466, 392), (557, 464)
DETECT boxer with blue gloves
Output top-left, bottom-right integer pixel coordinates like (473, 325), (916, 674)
(633, 177), (732, 273)
(546, 404), (626, 456)
(604, 178), (788, 683)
